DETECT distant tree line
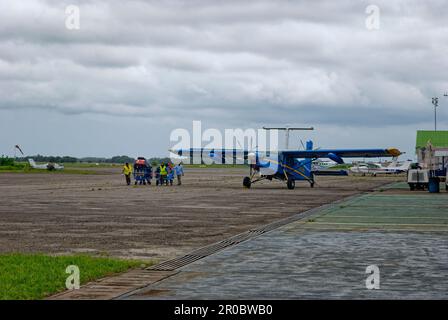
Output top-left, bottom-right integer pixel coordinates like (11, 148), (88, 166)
(14, 155), (171, 165)
(0, 155), (14, 166)
(148, 157), (171, 166)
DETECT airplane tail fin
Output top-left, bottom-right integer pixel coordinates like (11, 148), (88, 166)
(388, 156), (398, 167)
(399, 160), (412, 170)
(28, 159), (36, 168)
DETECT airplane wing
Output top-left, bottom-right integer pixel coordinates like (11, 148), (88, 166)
(170, 148), (402, 165)
(170, 148), (248, 162)
(282, 148), (401, 163)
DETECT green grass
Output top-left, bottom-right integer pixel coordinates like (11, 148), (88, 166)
(0, 161), (27, 171)
(330, 164), (352, 170)
(0, 164), (98, 175)
(0, 161), (117, 174)
(0, 254), (149, 300)
(0, 169), (98, 175)
(62, 163), (121, 168)
(0, 165), (25, 171)
(40, 168), (99, 175)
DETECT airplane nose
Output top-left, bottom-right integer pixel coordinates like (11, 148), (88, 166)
(169, 149), (181, 156)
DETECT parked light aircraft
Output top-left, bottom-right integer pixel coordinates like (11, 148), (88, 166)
(349, 159), (412, 176)
(28, 159), (64, 171)
(170, 140), (401, 189)
(312, 159), (337, 170)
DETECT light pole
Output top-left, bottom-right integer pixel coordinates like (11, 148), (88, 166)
(432, 97), (439, 131)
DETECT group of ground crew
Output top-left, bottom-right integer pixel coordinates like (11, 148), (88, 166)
(122, 160), (184, 186)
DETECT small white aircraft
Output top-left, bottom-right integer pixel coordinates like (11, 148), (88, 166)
(28, 159), (64, 171)
(312, 159), (337, 170)
(350, 159), (412, 176)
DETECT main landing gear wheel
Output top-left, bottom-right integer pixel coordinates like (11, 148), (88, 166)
(243, 177), (252, 188)
(243, 176), (252, 188)
(287, 179), (295, 190)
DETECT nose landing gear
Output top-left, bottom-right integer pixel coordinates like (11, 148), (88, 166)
(243, 176), (252, 188)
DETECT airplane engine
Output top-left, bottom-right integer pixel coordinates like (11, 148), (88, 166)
(247, 152), (257, 164)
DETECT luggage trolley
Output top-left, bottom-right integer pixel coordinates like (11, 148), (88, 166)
(133, 157), (152, 185)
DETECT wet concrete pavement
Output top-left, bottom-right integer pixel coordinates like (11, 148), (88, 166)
(124, 187), (448, 299)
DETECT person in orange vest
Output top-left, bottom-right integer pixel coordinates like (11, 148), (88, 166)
(122, 162), (133, 185)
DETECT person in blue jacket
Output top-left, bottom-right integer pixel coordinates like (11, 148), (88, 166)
(174, 163), (184, 185)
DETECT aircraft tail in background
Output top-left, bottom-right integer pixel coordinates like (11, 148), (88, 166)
(28, 159), (37, 168)
(387, 156), (399, 168)
(398, 160), (413, 171)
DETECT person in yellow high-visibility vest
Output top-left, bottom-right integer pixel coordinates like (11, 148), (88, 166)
(122, 162), (133, 185)
(159, 163), (168, 186)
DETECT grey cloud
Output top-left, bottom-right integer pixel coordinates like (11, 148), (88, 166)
(0, 0), (447, 157)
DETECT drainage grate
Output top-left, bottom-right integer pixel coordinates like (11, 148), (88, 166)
(149, 255), (203, 271)
(147, 227), (286, 271)
(148, 230), (265, 271)
(148, 219), (308, 271)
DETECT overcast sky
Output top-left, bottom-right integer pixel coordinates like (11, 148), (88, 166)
(1, 0), (447, 158)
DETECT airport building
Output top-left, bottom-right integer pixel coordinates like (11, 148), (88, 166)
(416, 130), (448, 170)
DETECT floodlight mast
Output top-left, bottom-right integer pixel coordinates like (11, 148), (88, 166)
(432, 97), (439, 131)
(263, 126), (314, 150)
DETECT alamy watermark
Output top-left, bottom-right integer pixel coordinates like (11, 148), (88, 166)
(169, 121), (280, 165)
(65, 5), (80, 30)
(65, 265), (80, 290)
(365, 264), (380, 290)
(365, 4), (380, 30)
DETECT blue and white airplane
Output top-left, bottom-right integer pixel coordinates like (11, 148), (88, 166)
(169, 141), (402, 189)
